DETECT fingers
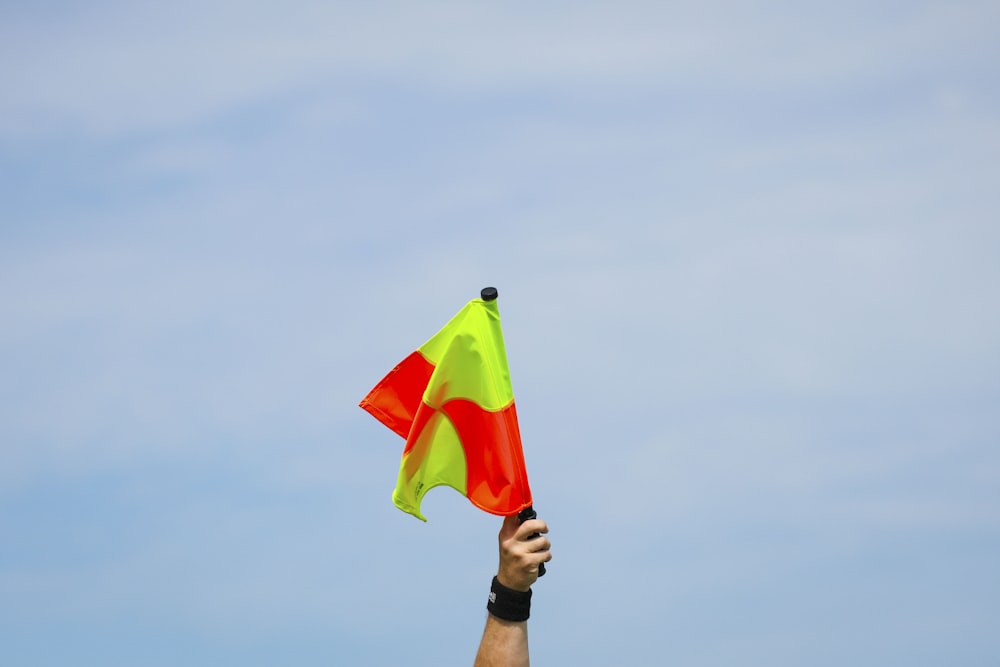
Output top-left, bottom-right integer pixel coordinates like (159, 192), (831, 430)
(505, 522), (551, 562)
(515, 518), (548, 541)
(497, 542), (549, 591)
(496, 514), (553, 590)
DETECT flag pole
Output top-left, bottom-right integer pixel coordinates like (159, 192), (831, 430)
(481, 286), (546, 578)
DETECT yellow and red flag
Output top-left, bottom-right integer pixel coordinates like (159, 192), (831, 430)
(359, 289), (533, 521)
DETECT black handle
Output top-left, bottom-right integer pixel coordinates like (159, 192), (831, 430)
(517, 506), (547, 577)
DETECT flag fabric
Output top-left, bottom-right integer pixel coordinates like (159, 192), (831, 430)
(359, 294), (533, 521)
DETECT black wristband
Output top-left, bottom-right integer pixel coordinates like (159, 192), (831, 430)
(486, 576), (532, 622)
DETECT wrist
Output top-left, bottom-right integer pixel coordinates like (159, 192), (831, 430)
(486, 575), (531, 622)
(496, 571), (531, 593)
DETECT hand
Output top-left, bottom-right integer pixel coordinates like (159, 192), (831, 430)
(496, 513), (552, 592)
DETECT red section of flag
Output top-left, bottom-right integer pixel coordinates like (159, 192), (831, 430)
(441, 399), (531, 515)
(359, 351), (433, 439)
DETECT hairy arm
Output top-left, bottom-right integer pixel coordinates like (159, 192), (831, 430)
(474, 614), (529, 667)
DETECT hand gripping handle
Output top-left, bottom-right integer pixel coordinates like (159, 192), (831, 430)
(517, 506), (547, 577)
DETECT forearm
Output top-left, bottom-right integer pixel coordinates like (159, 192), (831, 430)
(474, 614), (529, 667)
(474, 513), (550, 666)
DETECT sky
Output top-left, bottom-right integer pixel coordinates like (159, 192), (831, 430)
(2, 1), (999, 665)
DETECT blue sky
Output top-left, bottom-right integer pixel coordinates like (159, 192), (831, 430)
(2, 1), (999, 665)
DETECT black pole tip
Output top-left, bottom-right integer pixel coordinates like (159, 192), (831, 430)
(481, 287), (498, 301)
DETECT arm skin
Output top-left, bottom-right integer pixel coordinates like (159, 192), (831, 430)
(474, 615), (529, 667)
(474, 514), (552, 667)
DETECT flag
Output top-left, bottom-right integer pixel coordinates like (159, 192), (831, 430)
(359, 291), (532, 521)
